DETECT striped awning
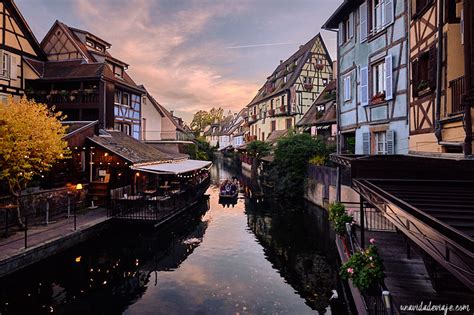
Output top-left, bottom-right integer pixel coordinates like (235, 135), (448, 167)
(132, 159), (212, 175)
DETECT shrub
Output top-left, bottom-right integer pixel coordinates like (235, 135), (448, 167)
(328, 202), (353, 235)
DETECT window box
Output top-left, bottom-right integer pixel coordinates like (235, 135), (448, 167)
(315, 64), (324, 71)
(279, 105), (286, 113)
(303, 83), (313, 91)
(371, 92), (386, 105)
(268, 109), (275, 117)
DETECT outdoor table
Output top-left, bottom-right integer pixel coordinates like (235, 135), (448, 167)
(0, 204), (17, 238)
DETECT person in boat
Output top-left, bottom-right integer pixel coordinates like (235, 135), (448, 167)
(220, 179), (237, 196)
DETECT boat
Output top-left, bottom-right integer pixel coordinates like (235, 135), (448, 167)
(219, 179), (239, 199)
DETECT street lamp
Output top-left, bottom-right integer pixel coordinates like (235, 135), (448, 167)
(74, 183), (83, 231)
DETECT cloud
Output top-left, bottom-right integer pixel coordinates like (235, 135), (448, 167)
(72, 0), (257, 122)
(225, 42), (297, 49)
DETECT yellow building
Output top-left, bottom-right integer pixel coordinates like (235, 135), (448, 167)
(409, 0), (474, 155)
(246, 34), (333, 141)
(0, 0), (45, 102)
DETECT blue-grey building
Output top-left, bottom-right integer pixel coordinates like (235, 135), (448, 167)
(323, 0), (409, 155)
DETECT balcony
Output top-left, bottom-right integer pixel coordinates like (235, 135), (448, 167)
(28, 89), (100, 106)
(448, 76), (465, 115)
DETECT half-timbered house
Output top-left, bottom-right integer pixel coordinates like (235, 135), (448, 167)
(323, 0), (410, 155)
(246, 34), (333, 141)
(0, 0), (45, 101)
(24, 21), (145, 140)
(408, 0), (474, 155)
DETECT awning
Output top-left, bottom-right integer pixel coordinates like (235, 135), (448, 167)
(132, 159), (212, 175)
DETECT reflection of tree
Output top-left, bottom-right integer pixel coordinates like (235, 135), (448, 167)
(246, 200), (337, 314)
(0, 200), (210, 314)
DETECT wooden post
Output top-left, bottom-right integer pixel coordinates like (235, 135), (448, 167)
(360, 195), (365, 249)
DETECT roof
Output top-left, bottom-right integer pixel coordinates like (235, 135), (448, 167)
(265, 130), (288, 145)
(62, 120), (98, 139)
(4, 0), (46, 60)
(247, 33), (331, 107)
(322, 0), (362, 30)
(69, 26), (112, 48)
(88, 130), (180, 164)
(297, 80), (337, 127)
(132, 160), (212, 175)
(38, 60), (104, 80)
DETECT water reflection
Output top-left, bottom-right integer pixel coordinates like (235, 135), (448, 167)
(0, 160), (346, 314)
(0, 200), (210, 314)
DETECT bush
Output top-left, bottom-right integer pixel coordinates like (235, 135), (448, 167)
(328, 202), (353, 235)
(340, 242), (384, 291)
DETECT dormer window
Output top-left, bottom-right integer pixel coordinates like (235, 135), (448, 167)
(86, 40), (94, 48)
(114, 65), (123, 78)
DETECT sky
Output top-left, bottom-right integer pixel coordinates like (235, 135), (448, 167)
(16, 0), (340, 123)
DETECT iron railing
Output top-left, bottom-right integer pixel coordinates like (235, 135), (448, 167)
(448, 76), (465, 115)
(108, 177), (210, 221)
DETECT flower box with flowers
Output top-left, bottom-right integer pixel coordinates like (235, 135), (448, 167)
(340, 238), (385, 294)
(279, 106), (286, 113)
(371, 92), (385, 105)
(268, 109), (275, 117)
(303, 83), (313, 91)
(315, 64), (324, 71)
(328, 202), (354, 236)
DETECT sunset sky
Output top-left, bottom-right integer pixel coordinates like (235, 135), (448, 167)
(17, 0), (340, 122)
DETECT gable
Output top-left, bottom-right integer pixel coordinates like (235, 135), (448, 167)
(0, 2), (44, 58)
(42, 24), (85, 61)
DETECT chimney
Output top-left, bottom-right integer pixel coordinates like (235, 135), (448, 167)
(299, 45), (303, 49)
(170, 110), (174, 116)
(280, 60), (283, 64)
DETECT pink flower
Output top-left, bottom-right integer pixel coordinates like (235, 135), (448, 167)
(369, 256), (373, 261)
(347, 268), (354, 274)
(369, 238), (376, 244)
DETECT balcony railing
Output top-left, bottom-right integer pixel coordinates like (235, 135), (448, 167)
(448, 76), (465, 115)
(28, 90), (100, 105)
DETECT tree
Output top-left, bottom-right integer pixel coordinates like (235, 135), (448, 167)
(184, 137), (214, 161)
(0, 97), (69, 227)
(190, 107), (225, 133)
(246, 140), (271, 177)
(270, 133), (332, 199)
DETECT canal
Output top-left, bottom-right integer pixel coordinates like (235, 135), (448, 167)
(0, 160), (348, 314)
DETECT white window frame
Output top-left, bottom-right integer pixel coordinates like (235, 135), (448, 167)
(375, 131), (387, 155)
(1, 51), (10, 79)
(343, 74), (352, 102)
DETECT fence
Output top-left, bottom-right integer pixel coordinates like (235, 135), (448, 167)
(108, 177), (210, 221)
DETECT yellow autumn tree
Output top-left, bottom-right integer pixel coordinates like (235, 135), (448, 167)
(0, 96), (69, 227)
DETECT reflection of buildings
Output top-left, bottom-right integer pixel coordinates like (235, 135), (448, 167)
(246, 202), (339, 314)
(0, 199), (210, 314)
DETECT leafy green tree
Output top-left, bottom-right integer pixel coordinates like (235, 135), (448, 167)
(270, 133), (332, 199)
(247, 140), (271, 176)
(184, 137), (214, 161)
(190, 107), (225, 133)
(0, 97), (69, 227)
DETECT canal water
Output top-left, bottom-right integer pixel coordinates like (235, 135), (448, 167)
(0, 160), (348, 314)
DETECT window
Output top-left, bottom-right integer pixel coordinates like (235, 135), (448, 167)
(372, 60), (386, 96)
(270, 99), (274, 109)
(114, 66), (123, 78)
(412, 46), (437, 97)
(282, 95), (286, 106)
(303, 77), (312, 84)
(369, 0), (394, 33)
(283, 75), (287, 83)
(375, 131), (387, 154)
(412, 0), (432, 18)
(123, 124), (131, 136)
(286, 118), (292, 130)
(1, 51), (10, 78)
(322, 78), (328, 86)
(271, 121), (276, 132)
(114, 90), (121, 104)
(262, 132), (265, 140)
(122, 92), (130, 106)
(343, 74), (352, 102)
(338, 14), (354, 45)
(86, 40), (94, 48)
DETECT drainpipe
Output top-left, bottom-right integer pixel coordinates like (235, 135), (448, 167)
(463, 0), (473, 156)
(435, 0), (444, 143)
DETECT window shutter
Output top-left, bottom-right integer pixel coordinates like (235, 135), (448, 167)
(385, 54), (393, 100)
(428, 45), (437, 89)
(461, 9), (464, 45)
(10, 55), (17, 80)
(384, 0), (394, 26)
(386, 130), (395, 154)
(360, 1), (368, 43)
(349, 13), (354, 39)
(360, 67), (369, 105)
(339, 22), (344, 45)
(362, 132), (371, 154)
(344, 75), (351, 101)
(412, 59), (419, 97)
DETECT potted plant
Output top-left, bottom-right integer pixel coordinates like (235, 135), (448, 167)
(328, 202), (354, 235)
(315, 63), (324, 71)
(416, 80), (430, 95)
(69, 90), (79, 102)
(304, 83), (313, 91)
(268, 109), (275, 117)
(340, 239), (385, 294)
(279, 105), (286, 113)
